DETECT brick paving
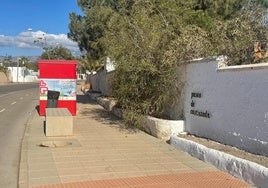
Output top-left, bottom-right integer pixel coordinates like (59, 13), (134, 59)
(32, 172), (250, 188)
(19, 93), (252, 188)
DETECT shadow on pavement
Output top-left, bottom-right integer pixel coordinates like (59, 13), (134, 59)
(35, 105), (40, 115)
(76, 94), (98, 104)
(77, 95), (137, 134)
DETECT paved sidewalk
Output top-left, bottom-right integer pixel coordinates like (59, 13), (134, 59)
(19, 94), (251, 188)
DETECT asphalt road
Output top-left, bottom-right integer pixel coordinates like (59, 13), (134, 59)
(0, 83), (39, 188)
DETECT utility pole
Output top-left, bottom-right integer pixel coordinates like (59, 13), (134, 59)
(34, 33), (50, 59)
(16, 58), (20, 82)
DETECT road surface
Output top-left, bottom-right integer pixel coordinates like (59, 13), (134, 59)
(0, 83), (39, 188)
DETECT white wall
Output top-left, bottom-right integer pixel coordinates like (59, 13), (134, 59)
(105, 57), (115, 72)
(90, 58), (115, 96)
(7, 67), (38, 82)
(7, 67), (24, 82)
(91, 69), (114, 96)
(183, 57), (268, 156)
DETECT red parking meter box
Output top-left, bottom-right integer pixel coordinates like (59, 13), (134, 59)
(38, 60), (77, 116)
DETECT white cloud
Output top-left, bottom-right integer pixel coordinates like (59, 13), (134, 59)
(0, 30), (80, 55)
(0, 35), (15, 47)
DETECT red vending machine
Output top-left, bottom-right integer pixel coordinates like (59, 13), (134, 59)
(38, 60), (77, 116)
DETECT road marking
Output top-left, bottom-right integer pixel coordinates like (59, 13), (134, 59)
(11, 101), (17, 105)
(0, 108), (6, 113)
(0, 91), (18, 98)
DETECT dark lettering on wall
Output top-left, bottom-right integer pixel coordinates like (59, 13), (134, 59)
(190, 92), (210, 118)
(191, 92), (201, 99)
(190, 110), (210, 118)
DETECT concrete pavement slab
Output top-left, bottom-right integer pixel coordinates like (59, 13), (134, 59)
(19, 94), (251, 188)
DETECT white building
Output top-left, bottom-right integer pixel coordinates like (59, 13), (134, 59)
(7, 67), (38, 82)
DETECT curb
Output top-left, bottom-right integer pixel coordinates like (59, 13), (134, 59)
(170, 136), (268, 188)
(18, 110), (34, 188)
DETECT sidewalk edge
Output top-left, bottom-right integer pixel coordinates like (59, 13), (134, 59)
(18, 110), (34, 188)
(170, 136), (268, 188)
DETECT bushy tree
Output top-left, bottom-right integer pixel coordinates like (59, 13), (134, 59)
(16, 57), (38, 72)
(68, 0), (267, 127)
(0, 66), (7, 73)
(104, 1), (184, 124)
(68, 0), (118, 70)
(40, 46), (75, 60)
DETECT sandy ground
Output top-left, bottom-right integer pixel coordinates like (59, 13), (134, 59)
(178, 134), (268, 168)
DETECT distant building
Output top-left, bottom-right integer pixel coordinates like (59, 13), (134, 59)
(7, 67), (38, 82)
(105, 57), (115, 72)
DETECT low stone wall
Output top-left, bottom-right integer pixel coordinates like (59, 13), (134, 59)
(96, 96), (184, 141)
(143, 116), (184, 141)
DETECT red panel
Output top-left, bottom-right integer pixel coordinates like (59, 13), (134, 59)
(38, 60), (77, 116)
(39, 100), (46, 116)
(39, 100), (77, 116)
(38, 60), (77, 79)
(57, 100), (77, 115)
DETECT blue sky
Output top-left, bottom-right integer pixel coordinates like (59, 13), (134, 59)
(0, 0), (83, 56)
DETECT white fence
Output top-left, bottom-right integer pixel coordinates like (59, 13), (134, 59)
(182, 57), (268, 157)
(7, 67), (38, 82)
(90, 69), (114, 96)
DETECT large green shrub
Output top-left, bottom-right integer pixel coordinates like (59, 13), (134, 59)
(69, 0), (268, 128)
